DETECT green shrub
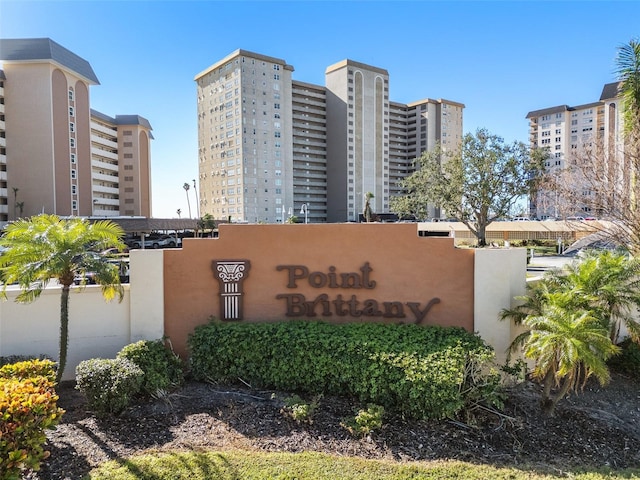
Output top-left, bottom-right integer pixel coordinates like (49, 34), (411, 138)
(0, 361), (64, 479)
(117, 339), (184, 396)
(342, 404), (384, 437)
(608, 339), (640, 375)
(188, 320), (497, 420)
(75, 358), (143, 416)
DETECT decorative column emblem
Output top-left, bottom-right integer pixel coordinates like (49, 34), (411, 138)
(212, 260), (251, 321)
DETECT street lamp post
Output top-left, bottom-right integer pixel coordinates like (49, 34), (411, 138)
(300, 203), (308, 224)
(193, 179), (200, 219)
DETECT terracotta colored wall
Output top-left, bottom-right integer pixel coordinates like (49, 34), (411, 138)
(164, 223), (475, 357)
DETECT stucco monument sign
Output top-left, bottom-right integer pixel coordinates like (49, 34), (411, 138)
(164, 223), (475, 357)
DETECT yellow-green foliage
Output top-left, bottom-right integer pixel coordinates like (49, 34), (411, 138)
(0, 360), (64, 479)
(0, 359), (57, 382)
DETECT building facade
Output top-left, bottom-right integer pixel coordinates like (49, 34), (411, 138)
(0, 38), (153, 223)
(526, 82), (623, 219)
(195, 49), (463, 223)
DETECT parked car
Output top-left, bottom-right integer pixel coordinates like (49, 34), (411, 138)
(128, 234), (179, 249)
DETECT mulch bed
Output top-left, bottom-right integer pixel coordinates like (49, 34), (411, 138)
(28, 372), (640, 479)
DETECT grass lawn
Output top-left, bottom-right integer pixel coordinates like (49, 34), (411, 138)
(86, 450), (640, 480)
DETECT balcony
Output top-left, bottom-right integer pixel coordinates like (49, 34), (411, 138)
(91, 134), (118, 150)
(90, 121), (118, 137)
(91, 158), (119, 172)
(94, 197), (120, 206)
(0, 119), (5, 131)
(93, 172), (119, 183)
(91, 147), (118, 161)
(0, 154), (5, 165)
(93, 184), (119, 195)
(0, 205), (7, 215)
(0, 188), (7, 198)
(0, 170), (6, 181)
(92, 207), (120, 217)
(0, 137), (5, 148)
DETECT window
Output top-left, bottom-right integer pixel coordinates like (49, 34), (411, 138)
(123, 142), (133, 147)
(70, 138), (75, 148)
(274, 74), (280, 80)
(123, 130), (132, 136)
(69, 122), (75, 133)
(71, 169), (77, 179)
(68, 88), (74, 101)
(71, 185), (77, 195)
(69, 107), (74, 117)
(72, 200), (77, 210)
(70, 153), (76, 164)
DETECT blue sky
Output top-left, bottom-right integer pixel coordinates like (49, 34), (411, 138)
(1, 0), (638, 218)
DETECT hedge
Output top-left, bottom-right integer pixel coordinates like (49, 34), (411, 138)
(188, 320), (496, 420)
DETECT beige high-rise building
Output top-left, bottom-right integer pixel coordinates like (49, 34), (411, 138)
(526, 82), (623, 219)
(196, 50), (464, 223)
(0, 38), (153, 223)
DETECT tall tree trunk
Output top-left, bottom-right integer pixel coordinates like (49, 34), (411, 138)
(477, 222), (487, 247)
(56, 284), (71, 384)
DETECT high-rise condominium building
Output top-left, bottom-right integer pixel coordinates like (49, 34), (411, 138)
(526, 82), (623, 219)
(195, 49), (463, 223)
(0, 38), (153, 223)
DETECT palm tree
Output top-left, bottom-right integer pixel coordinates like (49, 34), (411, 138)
(183, 182), (192, 219)
(521, 294), (619, 416)
(176, 208), (182, 219)
(16, 201), (24, 218)
(615, 38), (640, 135)
(0, 214), (126, 383)
(555, 251), (640, 344)
(12, 187), (19, 220)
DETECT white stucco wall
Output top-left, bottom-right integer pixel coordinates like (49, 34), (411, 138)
(0, 247), (530, 381)
(129, 249), (164, 341)
(0, 249), (164, 381)
(474, 248), (528, 363)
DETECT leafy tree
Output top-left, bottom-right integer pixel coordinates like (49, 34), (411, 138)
(0, 214), (126, 383)
(391, 128), (546, 246)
